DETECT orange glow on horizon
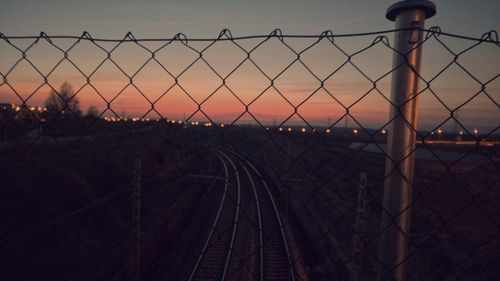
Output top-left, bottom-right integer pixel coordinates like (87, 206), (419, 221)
(1, 63), (498, 130)
(1, 80), (393, 125)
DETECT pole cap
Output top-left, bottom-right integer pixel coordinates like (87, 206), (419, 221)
(386, 0), (436, 21)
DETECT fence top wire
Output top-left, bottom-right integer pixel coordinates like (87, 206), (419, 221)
(0, 27), (498, 43)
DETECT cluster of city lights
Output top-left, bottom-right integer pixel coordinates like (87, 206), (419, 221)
(3, 104), (48, 113)
(97, 120), (479, 136)
(271, 128), (390, 135)
(274, 127), (362, 134)
(88, 116), (485, 138)
(102, 117), (219, 128)
(103, 116), (154, 122)
(99, 117), (369, 135)
(168, 119), (183, 124)
(0, 105), (482, 139)
(430, 128), (479, 136)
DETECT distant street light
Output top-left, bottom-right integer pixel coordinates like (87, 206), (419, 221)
(287, 127), (292, 132)
(301, 128), (306, 133)
(326, 129), (331, 134)
(353, 129), (358, 134)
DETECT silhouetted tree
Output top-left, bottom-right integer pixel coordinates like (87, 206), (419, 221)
(45, 81), (82, 118)
(0, 105), (15, 142)
(43, 82), (83, 136)
(86, 105), (99, 118)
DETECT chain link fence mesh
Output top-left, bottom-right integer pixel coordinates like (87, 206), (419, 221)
(0, 27), (499, 281)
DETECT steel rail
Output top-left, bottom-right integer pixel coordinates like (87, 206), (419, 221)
(224, 149), (296, 281)
(215, 150), (242, 281)
(187, 152), (231, 281)
(246, 160), (296, 281)
(240, 162), (265, 281)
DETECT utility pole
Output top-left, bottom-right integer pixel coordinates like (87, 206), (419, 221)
(344, 115), (348, 136)
(352, 172), (368, 281)
(131, 158), (142, 281)
(454, 109), (461, 141)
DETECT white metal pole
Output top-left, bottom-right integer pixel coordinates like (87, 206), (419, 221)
(378, 1), (435, 281)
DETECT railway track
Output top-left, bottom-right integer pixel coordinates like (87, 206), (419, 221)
(178, 148), (301, 281)
(240, 155), (297, 281)
(187, 152), (241, 281)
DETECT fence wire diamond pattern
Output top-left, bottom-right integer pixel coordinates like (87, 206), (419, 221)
(0, 27), (499, 281)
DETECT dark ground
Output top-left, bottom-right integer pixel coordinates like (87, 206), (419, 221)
(0, 123), (498, 280)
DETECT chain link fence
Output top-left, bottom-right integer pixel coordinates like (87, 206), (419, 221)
(0, 12), (499, 281)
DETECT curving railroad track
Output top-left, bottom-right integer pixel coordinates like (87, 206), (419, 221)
(167, 148), (304, 281)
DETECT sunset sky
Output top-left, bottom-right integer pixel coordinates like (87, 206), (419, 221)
(0, 0), (498, 132)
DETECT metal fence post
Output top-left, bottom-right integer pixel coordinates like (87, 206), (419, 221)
(377, 1), (436, 281)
